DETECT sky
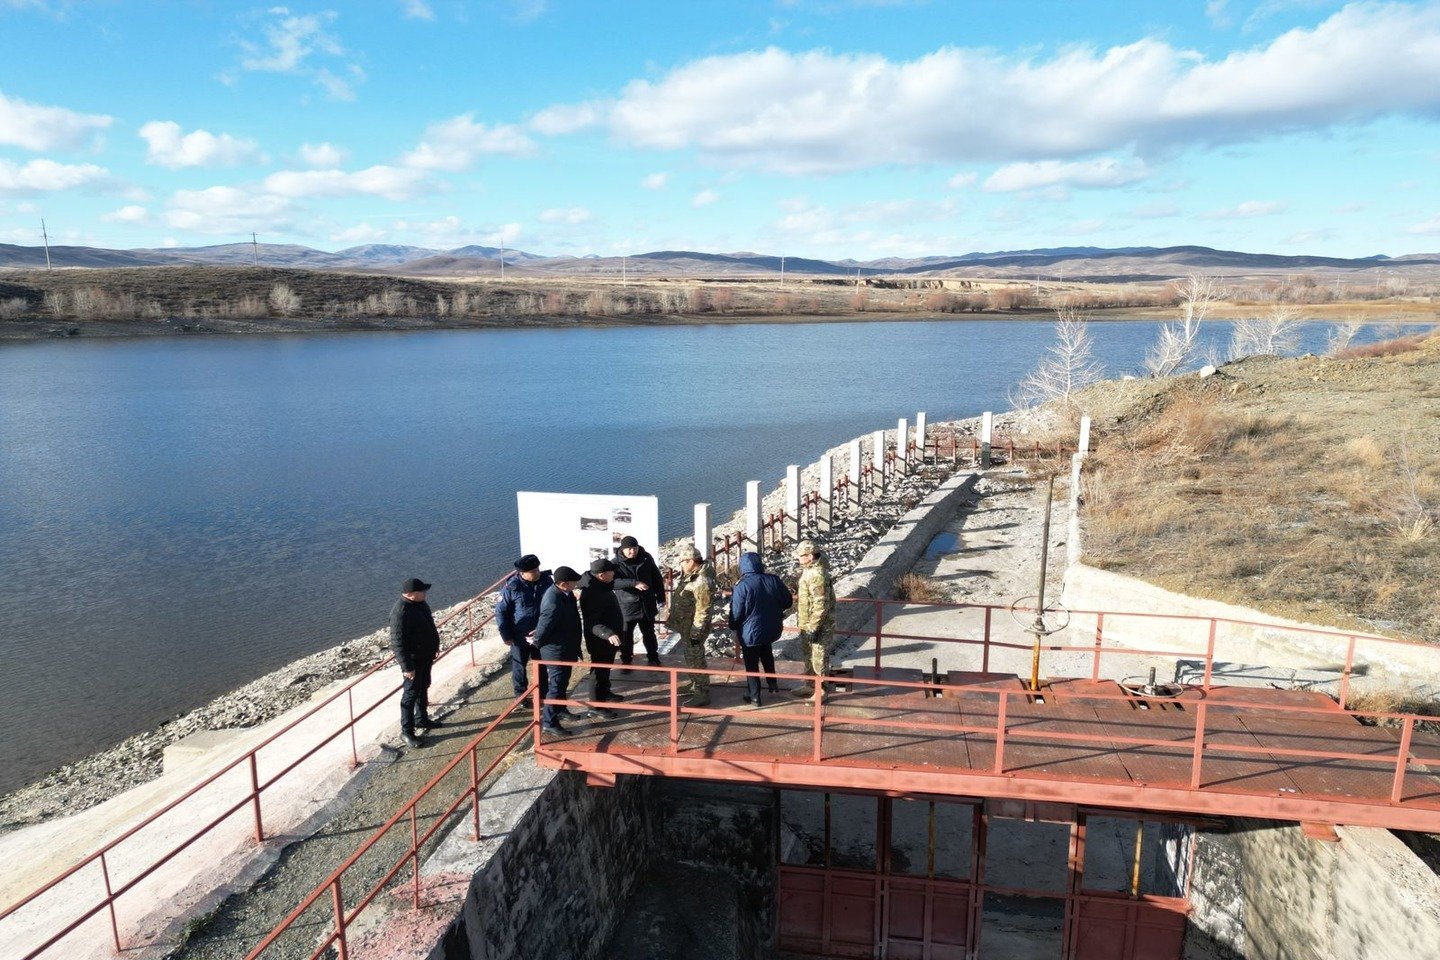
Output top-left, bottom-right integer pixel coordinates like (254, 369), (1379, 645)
(2, 0), (1440, 260)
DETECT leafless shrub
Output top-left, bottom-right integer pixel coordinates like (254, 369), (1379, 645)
(434, 295), (450, 317)
(710, 287), (735, 314)
(685, 287), (710, 313)
(1229, 304), (1302, 359)
(775, 293), (795, 314)
(268, 283), (301, 316)
(1335, 332), (1431, 359)
(850, 290), (869, 313)
(1014, 306), (1102, 411)
(0, 297), (28, 319)
(989, 286), (1038, 310)
(1146, 274), (1221, 377)
(922, 290), (957, 312)
(1387, 439), (1437, 543)
(894, 573), (949, 603)
(236, 296), (266, 318)
(44, 292), (65, 317)
(585, 290), (614, 316)
(1326, 319), (1366, 356)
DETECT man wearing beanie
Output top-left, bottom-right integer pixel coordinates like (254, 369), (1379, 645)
(578, 557), (625, 709)
(495, 555), (554, 697)
(533, 565), (584, 736)
(613, 535), (666, 671)
(390, 577), (440, 748)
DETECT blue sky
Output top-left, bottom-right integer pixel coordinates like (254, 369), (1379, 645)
(2, 0), (1440, 259)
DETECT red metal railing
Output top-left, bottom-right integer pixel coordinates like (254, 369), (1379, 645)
(0, 575), (509, 960)
(244, 687), (537, 960)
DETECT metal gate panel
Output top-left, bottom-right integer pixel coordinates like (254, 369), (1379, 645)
(779, 866), (879, 959)
(1070, 896), (1187, 960)
(884, 877), (974, 960)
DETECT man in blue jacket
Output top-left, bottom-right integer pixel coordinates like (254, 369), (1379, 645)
(728, 552), (792, 707)
(494, 554), (553, 697)
(533, 565), (584, 736)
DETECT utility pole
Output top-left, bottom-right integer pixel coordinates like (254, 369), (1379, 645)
(251, 232), (259, 265)
(41, 219), (52, 271)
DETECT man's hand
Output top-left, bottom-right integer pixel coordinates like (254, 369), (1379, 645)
(403, 670), (415, 680)
(635, 582), (650, 591)
(609, 636), (621, 647)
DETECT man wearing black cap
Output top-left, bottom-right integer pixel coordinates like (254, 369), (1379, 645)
(613, 535), (666, 671)
(390, 578), (441, 748)
(533, 565), (584, 736)
(578, 557), (625, 709)
(495, 555), (554, 697)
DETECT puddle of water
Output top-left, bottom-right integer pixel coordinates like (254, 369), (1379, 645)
(924, 530), (961, 560)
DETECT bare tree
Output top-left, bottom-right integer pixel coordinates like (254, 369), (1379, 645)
(268, 283), (301, 316)
(1229, 304), (1302, 359)
(1015, 306), (1103, 410)
(1146, 274), (1220, 377)
(1325, 317), (1366, 356)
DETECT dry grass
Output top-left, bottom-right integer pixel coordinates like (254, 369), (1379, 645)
(894, 573), (951, 603)
(1080, 346), (1440, 641)
(1343, 688), (1440, 731)
(1335, 333), (1431, 359)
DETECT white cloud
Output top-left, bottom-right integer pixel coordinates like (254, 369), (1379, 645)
(263, 165), (428, 200)
(1407, 213), (1440, 235)
(538, 4), (1440, 173)
(240, 10), (343, 72)
(0, 158), (110, 195)
(528, 102), (601, 135)
(299, 141), (349, 167)
(692, 189), (720, 208)
(331, 222), (386, 243)
(391, 215), (521, 247)
(400, 114), (536, 170)
(102, 204), (149, 224)
(0, 90), (111, 151)
(164, 186), (297, 234)
(984, 157), (1148, 193)
(139, 120), (265, 169)
(402, 0), (434, 20)
(947, 172), (978, 189)
(314, 68), (358, 102)
(538, 206), (591, 225)
(1201, 199), (1285, 219)
(641, 171), (670, 190)
(509, 0), (547, 23)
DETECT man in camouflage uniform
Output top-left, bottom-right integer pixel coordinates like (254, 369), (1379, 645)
(666, 544), (715, 707)
(793, 539), (836, 700)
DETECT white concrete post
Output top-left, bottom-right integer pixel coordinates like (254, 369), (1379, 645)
(819, 454), (834, 531)
(871, 429), (886, 490)
(897, 418), (909, 475)
(1078, 414), (1092, 454)
(981, 411), (994, 468)
(784, 464), (801, 543)
(1067, 453), (1084, 566)
(693, 503), (712, 561)
(915, 411), (927, 462)
(848, 437), (862, 508)
(745, 480), (761, 550)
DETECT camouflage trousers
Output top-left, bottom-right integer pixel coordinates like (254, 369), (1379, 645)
(679, 630), (709, 701)
(801, 622), (835, 678)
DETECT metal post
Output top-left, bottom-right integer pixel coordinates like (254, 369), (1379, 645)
(811, 677), (825, 762)
(1202, 620), (1217, 690)
(694, 503), (712, 560)
(410, 806), (421, 908)
(915, 411), (927, 462)
(100, 851), (122, 952)
(1190, 702), (1208, 789)
(785, 465), (801, 542)
(1339, 635), (1357, 710)
(897, 419), (909, 476)
(470, 745), (483, 840)
(982, 607), (992, 674)
(818, 455), (834, 532)
(1029, 476), (1055, 692)
(745, 481), (761, 550)
(248, 752), (264, 842)
(669, 669), (679, 751)
(1091, 613), (1104, 682)
(981, 412), (993, 469)
(871, 430), (885, 491)
(332, 877), (350, 960)
(1392, 716), (1415, 802)
(993, 694), (1008, 774)
(347, 688), (359, 767)
(848, 438), (863, 509)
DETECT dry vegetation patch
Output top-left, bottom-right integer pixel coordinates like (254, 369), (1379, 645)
(1079, 334), (1440, 641)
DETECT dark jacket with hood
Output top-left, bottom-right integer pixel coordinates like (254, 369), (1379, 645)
(495, 570), (555, 645)
(613, 546), (666, 622)
(578, 571), (626, 652)
(389, 597), (440, 672)
(532, 583), (582, 658)
(728, 552), (793, 648)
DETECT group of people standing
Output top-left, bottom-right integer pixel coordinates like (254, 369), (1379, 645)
(387, 534), (836, 743)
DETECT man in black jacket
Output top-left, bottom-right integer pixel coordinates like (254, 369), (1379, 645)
(613, 536), (666, 670)
(533, 565), (583, 736)
(390, 577), (441, 748)
(578, 557), (625, 710)
(494, 554), (554, 696)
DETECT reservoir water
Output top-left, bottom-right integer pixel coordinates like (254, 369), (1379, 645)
(0, 318), (1396, 791)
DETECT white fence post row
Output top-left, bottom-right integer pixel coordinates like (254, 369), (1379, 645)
(871, 429), (886, 491)
(693, 502), (712, 561)
(1079, 414), (1092, 454)
(745, 480), (761, 550)
(897, 418), (909, 476)
(819, 454), (834, 532)
(785, 464), (801, 543)
(981, 411), (994, 469)
(848, 438), (863, 508)
(915, 411), (927, 462)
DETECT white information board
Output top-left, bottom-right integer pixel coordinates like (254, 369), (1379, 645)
(516, 491), (661, 575)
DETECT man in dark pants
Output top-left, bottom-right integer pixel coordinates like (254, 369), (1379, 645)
(390, 577), (441, 748)
(728, 553), (792, 707)
(494, 554), (553, 696)
(614, 535), (666, 670)
(533, 565), (583, 736)
(578, 556), (625, 712)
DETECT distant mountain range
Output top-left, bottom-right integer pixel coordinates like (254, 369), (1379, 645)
(2, 241), (1437, 280)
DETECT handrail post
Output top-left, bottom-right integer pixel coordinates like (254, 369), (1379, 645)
(532, 662), (544, 749)
(982, 607), (992, 674)
(1339, 635), (1358, 710)
(347, 687), (359, 768)
(992, 693), (1008, 774)
(1202, 619), (1217, 691)
(331, 877), (350, 960)
(470, 744), (483, 841)
(1190, 702), (1208, 789)
(1391, 716), (1415, 803)
(874, 600), (883, 671)
(248, 752), (264, 842)
(669, 668), (680, 752)
(811, 674), (825, 762)
(1091, 613), (1104, 682)
(410, 805), (421, 909)
(100, 851), (122, 953)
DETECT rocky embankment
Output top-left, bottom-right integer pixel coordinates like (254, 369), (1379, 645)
(0, 408), (1056, 832)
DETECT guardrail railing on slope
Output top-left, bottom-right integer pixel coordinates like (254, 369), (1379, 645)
(0, 575), (509, 960)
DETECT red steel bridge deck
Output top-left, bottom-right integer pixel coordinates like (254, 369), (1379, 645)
(534, 660), (1440, 833)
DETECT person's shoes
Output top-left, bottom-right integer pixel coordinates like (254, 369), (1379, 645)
(619, 662), (632, 677)
(742, 694), (762, 708)
(402, 732), (423, 748)
(789, 686), (811, 698)
(647, 655), (662, 667)
(588, 707), (617, 718)
(562, 707), (585, 718)
(767, 684), (780, 694)
(542, 722), (571, 737)
(603, 691), (626, 702)
(684, 695), (711, 708)
(419, 716), (442, 728)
